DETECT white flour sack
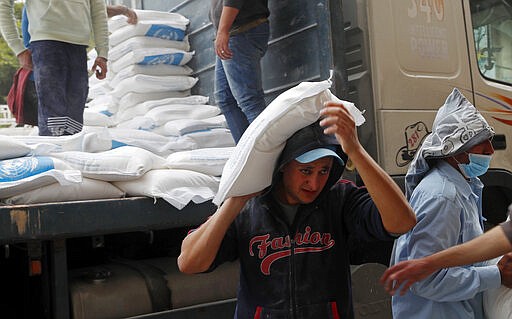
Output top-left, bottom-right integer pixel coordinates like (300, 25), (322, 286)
(145, 104), (220, 127)
(11, 129), (113, 154)
(116, 116), (155, 131)
(483, 256), (512, 319)
(213, 78), (365, 205)
(110, 75), (198, 99)
(109, 36), (190, 62)
(108, 10), (189, 33)
(109, 18), (189, 47)
(116, 95), (209, 120)
(166, 147), (234, 176)
(0, 137), (31, 160)
(111, 48), (194, 73)
(110, 64), (193, 88)
(83, 109), (114, 127)
(163, 115), (227, 136)
(484, 285), (512, 319)
(52, 146), (167, 182)
(3, 178), (125, 205)
(0, 156), (82, 199)
(114, 169), (220, 210)
(118, 91), (191, 111)
(162, 128), (235, 153)
(106, 128), (176, 156)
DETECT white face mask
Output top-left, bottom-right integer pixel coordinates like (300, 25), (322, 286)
(457, 153), (492, 178)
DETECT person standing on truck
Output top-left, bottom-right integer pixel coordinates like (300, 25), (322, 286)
(210, 0), (270, 143)
(0, 0), (109, 136)
(178, 101), (416, 318)
(14, 4), (138, 128)
(389, 88), (512, 319)
(380, 203), (512, 295)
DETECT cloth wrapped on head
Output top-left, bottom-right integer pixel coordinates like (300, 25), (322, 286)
(405, 88), (494, 198)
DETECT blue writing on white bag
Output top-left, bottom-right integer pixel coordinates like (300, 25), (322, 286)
(145, 25), (185, 41)
(0, 157), (55, 182)
(139, 53), (184, 66)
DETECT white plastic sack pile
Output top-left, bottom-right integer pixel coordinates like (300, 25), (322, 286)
(167, 147), (234, 176)
(213, 78), (365, 205)
(52, 146), (168, 182)
(0, 156), (82, 198)
(3, 178), (125, 205)
(114, 169), (220, 210)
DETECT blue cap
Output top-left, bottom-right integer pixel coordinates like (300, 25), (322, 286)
(295, 148), (344, 165)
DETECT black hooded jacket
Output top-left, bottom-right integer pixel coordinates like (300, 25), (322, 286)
(211, 122), (394, 319)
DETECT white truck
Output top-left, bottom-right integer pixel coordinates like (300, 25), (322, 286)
(0, 0), (510, 318)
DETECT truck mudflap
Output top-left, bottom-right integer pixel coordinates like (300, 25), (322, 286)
(69, 257), (239, 319)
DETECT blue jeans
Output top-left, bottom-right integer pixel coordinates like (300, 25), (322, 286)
(214, 22), (270, 143)
(31, 40), (88, 136)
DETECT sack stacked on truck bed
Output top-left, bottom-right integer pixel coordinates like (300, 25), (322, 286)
(86, 9), (197, 125)
(0, 9), (235, 209)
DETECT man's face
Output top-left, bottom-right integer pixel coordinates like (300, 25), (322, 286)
(277, 157), (333, 205)
(454, 139), (494, 163)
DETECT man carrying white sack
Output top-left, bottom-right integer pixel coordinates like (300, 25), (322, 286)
(178, 101), (416, 319)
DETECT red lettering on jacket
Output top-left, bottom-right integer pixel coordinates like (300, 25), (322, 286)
(249, 226), (335, 275)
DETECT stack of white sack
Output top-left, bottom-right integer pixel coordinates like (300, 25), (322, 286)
(85, 9), (197, 127)
(0, 132), (121, 204)
(0, 132), (232, 209)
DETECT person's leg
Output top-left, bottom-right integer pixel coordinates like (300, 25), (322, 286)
(22, 78), (38, 126)
(222, 22), (270, 127)
(65, 43), (88, 132)
(214, 56), (249, 143)
(31, 41), (86, 136)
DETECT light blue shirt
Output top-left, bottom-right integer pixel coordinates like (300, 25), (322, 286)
(392, 161), (501, 319)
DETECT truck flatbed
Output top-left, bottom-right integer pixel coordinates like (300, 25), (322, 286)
(0, 197), (215, 243)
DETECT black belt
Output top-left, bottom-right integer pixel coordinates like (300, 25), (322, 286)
(230, 17), (268, 36)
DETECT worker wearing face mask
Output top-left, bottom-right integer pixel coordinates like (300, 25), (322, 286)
(389, 88), (511, 319)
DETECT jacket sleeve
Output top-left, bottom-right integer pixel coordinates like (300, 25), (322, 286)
(340, 181), (395, 242)
(90, 0), (108, 58)
(0, 0), (26, 55)
(405, 192), (501, 301)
